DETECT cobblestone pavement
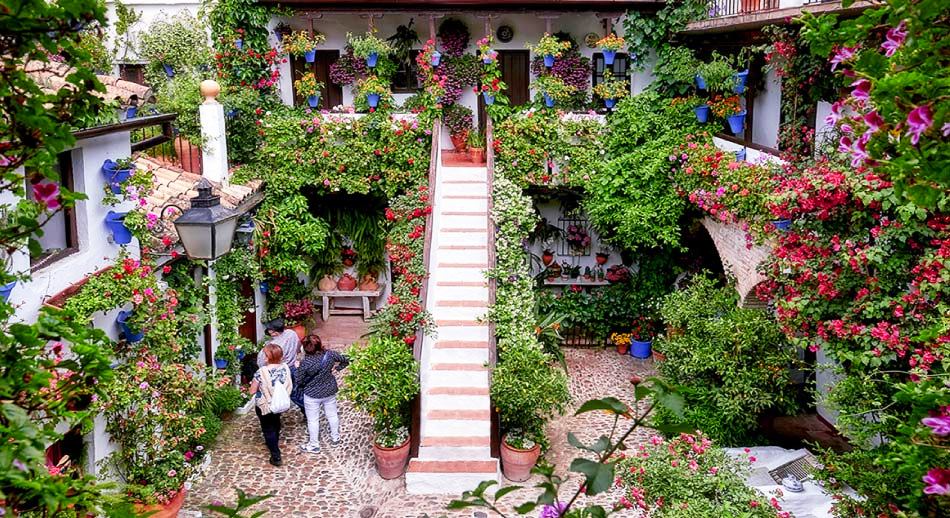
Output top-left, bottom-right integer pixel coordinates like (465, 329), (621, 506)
(183, 347), (655, 517)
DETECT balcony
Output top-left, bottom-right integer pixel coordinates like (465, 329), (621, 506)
(705, 0), (780, 19)
(684, 0), (873, 35)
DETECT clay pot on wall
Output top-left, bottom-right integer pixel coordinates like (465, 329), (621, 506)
(372, 437), (411, 479)
(318, 275), (337, 291)
(541, 250), (554, 266)
(469, 146), (486, 163)
(337, 273), (357, 291)
(500, 438), (541, 482)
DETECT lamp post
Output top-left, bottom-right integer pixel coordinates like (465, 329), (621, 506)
(165, 178), (240, 260)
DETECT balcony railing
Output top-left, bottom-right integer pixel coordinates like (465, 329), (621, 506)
(706, 0), (781, 18)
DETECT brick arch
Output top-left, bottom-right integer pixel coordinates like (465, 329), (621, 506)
(701, 217), (771, 309)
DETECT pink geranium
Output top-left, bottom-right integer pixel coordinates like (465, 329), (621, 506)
(863, 110), (885, 133)
(923, 468), (950, 495)
(32, 181), (61, 210)
(922, 415), (950, 436)
(830, 45), (857, 71)
(825, 101), (845, 126)
(850, 79), (871, 102)
(906, 105), (933, 145)
(881, 21), (907, 57)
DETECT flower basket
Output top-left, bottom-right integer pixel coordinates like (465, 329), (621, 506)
(366, 52), (379, 68)
(604, 98), (617, 109)
(773, 219), (792, 232)
(543, 54), (555, 68)
(0, 281), (15, 302)
(735, 148), (747, 161)
(105, 211), (133, 245)
(305, 49), (316, 63)
(431, 50), (441, 66)
(603, 50), (617, 66)
(366, 93), (380, 108)
(733, 69), (749, 94)
(727, 111), (747, 136)
(543, 93), (555, 108)
(214, 358), (228, 369)
(125, 106), (138, 119)
(694, 105), (711, 123)
(695, 74), (707, 90)
(629, 339), (652, 359)
(483, 92), (495, 105)
(101, 159), (135, 195)
(116, 310), (144, 342)
(235, 38), (243, 50)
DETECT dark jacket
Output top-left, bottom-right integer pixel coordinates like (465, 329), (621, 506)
(295, 350), (349, 399)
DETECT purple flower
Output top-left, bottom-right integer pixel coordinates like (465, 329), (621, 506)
(825, 101), (845, 126)
(539, 502), (568, 518)
(139, 381), (149, 390)
(167, 469), (177, 478)
(850, 79), (871, 102)
(838, 135), (853, 154)
(906, 105), (933, 145)
(830, 46), (857, 71)
(942, 122), (950, 137)
(863, 110), (885, 133)
(923, 468), (950, 495)
(922, 416), (950, 436)
(12, 459), (27, 472)
(881, 21), (907, 57)
(850, 132), (871, 167)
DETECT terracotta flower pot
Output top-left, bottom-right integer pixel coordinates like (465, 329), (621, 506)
(595, 253), (609, 265)
(616, 343), (629, 355)
(337, 273), (357, 291)
(358, 274), (379, 291)
(372, 437), (411, 479)
(500, 437), (540, 482)
(173, 137), (202, 174)
(450, 131), (469, 152)
(318, 275), (336, 291)
(541, 252), (554, 266)
(343, 258), (355, 267)
(470, 147), (486, 163)
(292, 324), (306, 340)
(135, 488), (186, 518)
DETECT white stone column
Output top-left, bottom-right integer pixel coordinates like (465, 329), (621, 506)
(198, 80), (229, 185)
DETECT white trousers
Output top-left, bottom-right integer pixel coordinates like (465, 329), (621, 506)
(304, 394), (340, 446)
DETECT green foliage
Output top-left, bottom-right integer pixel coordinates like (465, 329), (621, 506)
(697, 52), (741, 94)
(534, 75), (577, 103)
(622, 0), (709, 69)
(202, 0), (271, 56)
(650, 46), (699, 97)
(112, 0), (141, 61)
(138, 12), (212, 86)
(341, 335), (419, 447)
(213, 243), (261, 375)
(77, 26), (113, 73)
(348, 32), (393, 59)
(442, 103), (473, 136)
(655, 274), (797, 445)
(205, 488), (274, 517)
(155, 71), (206, 144)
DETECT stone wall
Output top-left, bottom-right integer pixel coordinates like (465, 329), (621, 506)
(701, 217), (771, 308)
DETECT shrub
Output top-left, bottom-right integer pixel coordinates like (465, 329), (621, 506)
(138, 12), (212, 86)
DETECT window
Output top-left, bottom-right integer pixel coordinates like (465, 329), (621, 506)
(392, 50), (422, 93)
(118, 63), (145, 86)
(28, 150), (79, 271)
(591, 52), (631, 101)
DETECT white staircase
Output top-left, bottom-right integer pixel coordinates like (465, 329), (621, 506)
(405, 162), (501, 494)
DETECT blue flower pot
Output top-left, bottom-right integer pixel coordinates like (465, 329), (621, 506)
(214, 358), (228, 369)
(603, 49), (616, 66)
(694, 105), (710, 123)
(366, 52), (379, 68)
(307, 94), (320, 108)
(235, 38), (243, 50)
(483, 92), (495, 105)
(773, 219), (792, 232)
(105, 211), (133, 245)
(695, 74), (706, 90)
(117, 310), (144, 342)
(259, 281), (269, 293)
(102, 159), (134, 194)
(630, 340), (653, 359)
(543, 54), (555, 68)
(162, 64), (174, 78)
(304, 49), (316, 63)
(543, 93), (555, 108)
(367, 93), (380, 108)
(733, 70), (749, 94)
(735, 148), (747, 161)
(728, 111), (747, 136)
(0, 281), (16, 302)
(604, 98), (617, 109)
(237, 350), (246, 360)
(431, 51), (441, 66)
(125, 106), (137, 119)
(227, 108), (238, 119)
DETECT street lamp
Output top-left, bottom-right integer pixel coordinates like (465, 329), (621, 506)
(163, 178), (239, 260)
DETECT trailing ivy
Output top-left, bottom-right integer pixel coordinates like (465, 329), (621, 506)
(621, 0), (708, 69)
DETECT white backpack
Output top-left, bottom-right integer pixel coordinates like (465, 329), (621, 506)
(263, 365), (291, 414)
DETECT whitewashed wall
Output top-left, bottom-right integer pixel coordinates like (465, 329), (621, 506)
(105, 0), (204, 65)
(752, 68), (781, 149)
(530, 202), (619, 275)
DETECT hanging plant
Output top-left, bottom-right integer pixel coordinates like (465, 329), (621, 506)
(437, 18), (470, 57)
(348, 32), (392, 66)
(283, 30), (326, 57)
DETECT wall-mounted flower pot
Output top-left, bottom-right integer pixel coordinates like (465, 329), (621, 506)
(482, 55), (493, 64)
(101, 159), (134, 195)
(543, 54), (555, 68)
(227, 108), (238, 119)
(629, 340), (652, 359)
(543, 93), (555, 108)
(431, 50), (441, 66)
(604, 98), (617, 109)
(735, 148), (747, 161)
(483, 92), (495, 105)
(694, 105), (711, 123)
(595, 253), (608, 265)
(116, 310), (144, 342)
(727, 111), (747, 136)
(105, 211), (133, 245)
(603, 49), (616, 66)
(237, 350), (246, 360)
(733, 69), (749, 94)
(235, 38), (243, 50)
(304, 49), (316, 63)
(366, 93), (380, 108)
(307, 94), (321, 108)
(259, 281), (269, 293)
(773, 219), (792, 232)
(0, 281), (16, 302)
(125, 106), (137, 119)
(162, 64), (174, 78)
(214, 358), (228, 369)
(366, 52), (379, 68)
(695, 74), (707, 90)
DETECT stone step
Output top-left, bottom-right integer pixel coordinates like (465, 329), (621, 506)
(425, 369), (489, 388)
(424, 393), (490, 412)
(405, 458), (500, 495)
(426, 386), (489, 396)
(430, 285), (489, 304)
(442, 181), (488, 197)
(417, 445), (492, 460)
(429, 347), (489, 365)
(433, 340), (489, 349)
(432, 305), (487, 321)
(434, 197), (487, 213)
(434, 325), (490, 342)
(440, 214), (488, 230)
(431, 269), (484, 285)
(435, 230), (489, 247)
(436, 247), (489, 264)
(422, 417), (491, 437)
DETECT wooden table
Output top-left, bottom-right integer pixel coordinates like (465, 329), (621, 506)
(313, 285), (384, 321)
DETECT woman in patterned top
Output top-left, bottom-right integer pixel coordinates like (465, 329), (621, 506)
(296, 334), (349, 453)
(248, 343), (292, 466)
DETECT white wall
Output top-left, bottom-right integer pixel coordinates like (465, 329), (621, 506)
(529, 202), (619, 276)
(752, 68), (781, 149)
(105, 0), (204, 65)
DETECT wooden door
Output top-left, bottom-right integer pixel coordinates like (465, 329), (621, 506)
(478, 50), (530, 130)
(238, 278), (258, 344)
(291, 50), (343, 110)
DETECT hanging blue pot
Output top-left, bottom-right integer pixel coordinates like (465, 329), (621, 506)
(125, 106), (137, 119)
(483, 92), (495, 105)
(105, 211), (133, 245)
(603, 49), (616, 66)
(366, 93), (380, 108)
(773, 219), (792, 232)
(237, 350), (246, 360)
(604, 98), (617, 109)
(695, 74), (707, 90)
(0, 281), (16, 302)
(101, 159), (134, 195)
(630, 340), (653, 359)
(307, 94), (320, 108)
(162, 64), (174, 78)
(727, 111), (747, 136)
(259, 281), (269, 293)
(543, 54), (555, 68)
(116, 310), (144, 342)
(214, 358), (229, 369)
(366, 52), (379, 68)
(431, 50), (441, 66)
(304, 49), (316, 63)
(543, 93), (555, 108)
(235, 38), (243, 50)
(733, 69), (749, 94)
(227, 108), (238, 119)
(735, 148), (747, 162)
(694, 105), (711, 123)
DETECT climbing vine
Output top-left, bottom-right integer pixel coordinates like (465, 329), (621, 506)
(622, 0), (708, 69)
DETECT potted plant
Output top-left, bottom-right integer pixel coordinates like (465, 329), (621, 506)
(443, 103), (474, 152)
(629, 316), (660, 359)
(214, 356), (229, 369)
(341, 335), (419, 479)
(708, 94), (746, 135)
(545, 262), (562, 281)
(535, 75), (576, 108)
(595, 251), (609, 265)
(101, 158), (136, 195)
(468, 132), (486, 163)
(592, 73), (629, 109)
(105, 211), (133, 245)
(356, 75), (390, 109)
(0, 280), (15, 302)
(596, 34), (625, 66)
(697, 52), (739, 94)
(691, 95), (711, 123)
(605, 264), (630, 284)
(541, 249), (555, 266)
(559, 261), (571, 280)
(273, 22), (292, 42)
(294, 72), (324, 108)
(565, 224), (591, 255)
(610, 332), (631, 355)
(341, 247), (358, 267)
(733, 69), (750, 93)
(283, 298), (314, 339)
(477, 36), (497, 64)
(349, 32), (391, 68)
(116, 310), (144, 342)
(284, 30), (326, 63)
(528, 32), (570, 68)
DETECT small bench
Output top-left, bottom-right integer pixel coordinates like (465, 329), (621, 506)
(313, 284), (385, 321)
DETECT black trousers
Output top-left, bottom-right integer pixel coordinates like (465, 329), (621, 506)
(255, 406), (282, 457)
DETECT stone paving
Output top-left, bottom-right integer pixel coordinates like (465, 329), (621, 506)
(182, 347), (655, 517)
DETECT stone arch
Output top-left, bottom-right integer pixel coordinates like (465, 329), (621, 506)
(701, 217), (771, 309)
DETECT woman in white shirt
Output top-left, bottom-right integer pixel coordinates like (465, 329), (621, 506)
(248, 343), (292, 466)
